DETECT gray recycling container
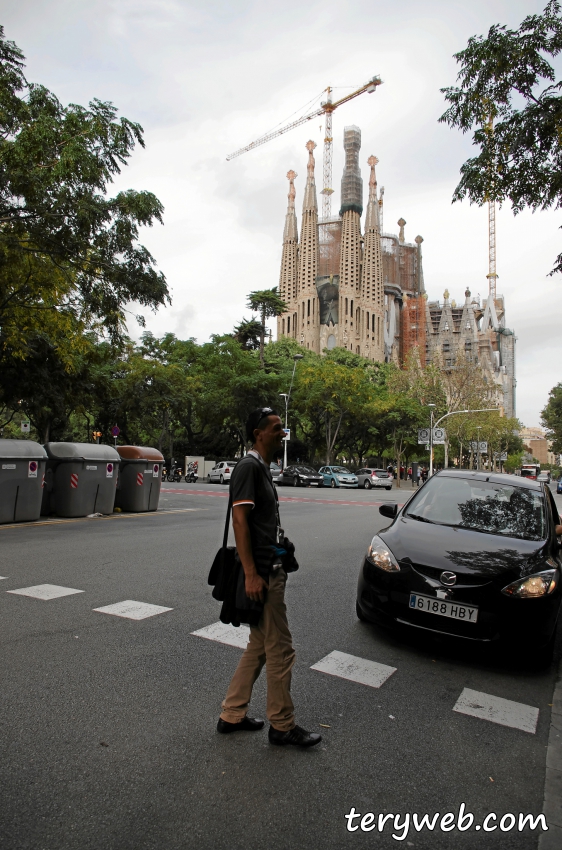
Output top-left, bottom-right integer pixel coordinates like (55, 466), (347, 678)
(114, 446), (164, 512)
(42, 442), (120, 518)
(0, 439), (48, 524)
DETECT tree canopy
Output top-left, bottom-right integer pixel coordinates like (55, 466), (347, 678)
(440, 1), (562, 274)
(0, 26), (168, 355)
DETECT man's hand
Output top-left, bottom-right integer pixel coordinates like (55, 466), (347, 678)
(245, 572), (268, 603)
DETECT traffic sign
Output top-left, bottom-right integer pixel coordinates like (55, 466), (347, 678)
(432, 427), (446, 445)
(283, 428), (290, 441)
(470, 441), (488, 454)
(28, 460), (38, 478)
(21, 422), (30, 433)
(111, 425), (120, 438)
(418, 428), (430, 444)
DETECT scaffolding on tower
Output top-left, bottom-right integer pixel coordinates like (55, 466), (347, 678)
(400, 295), (427, 367)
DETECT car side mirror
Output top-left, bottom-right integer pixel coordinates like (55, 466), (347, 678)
(379, 503), (398, 519)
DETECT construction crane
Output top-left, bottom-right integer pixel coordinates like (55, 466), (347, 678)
(226, 75), (383, 219)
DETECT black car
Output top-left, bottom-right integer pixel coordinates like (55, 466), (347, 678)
(278, 464), (324, 487)
(356, 469), (561, 660)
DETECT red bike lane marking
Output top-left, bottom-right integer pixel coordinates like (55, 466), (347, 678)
(160, 488), (408, 507)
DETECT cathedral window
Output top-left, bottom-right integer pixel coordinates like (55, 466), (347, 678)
(444, 322), (449, 331)
(443, 341), (450, 353)
(282, 319), (285, 335)
(287, 316), (290, 334)
(307, 299), (310, 318)
(345, 298), (348, 315)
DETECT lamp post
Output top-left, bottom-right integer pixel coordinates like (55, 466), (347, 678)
(279, 354), (303, 470)
(476, 426), (482, 471)
(428, 404), (436, 477)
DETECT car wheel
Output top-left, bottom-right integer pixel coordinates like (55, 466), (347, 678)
(330, 478), (336, 488)
(293, 477), (299, 487)
(356, 601), (369, 622)
(363, 479), (371, 489)
(220, 475), (224, 485)
(207, 475), (211, 483)
(318, 481), (324, 488)
(386, 486), (392, 491)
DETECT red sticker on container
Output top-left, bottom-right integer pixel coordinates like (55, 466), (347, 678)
(70, 473), (79, 489)
(136, 472), (144, 486)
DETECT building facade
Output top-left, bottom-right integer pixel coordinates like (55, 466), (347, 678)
(276, 127), (516, 417)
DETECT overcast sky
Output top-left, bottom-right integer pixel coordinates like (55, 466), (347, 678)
(4, 0), (559, 428)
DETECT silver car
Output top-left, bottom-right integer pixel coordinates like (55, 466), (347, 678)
(207, 461), (238, 484)
(355, 467), (393, 490)
(270, 462), (282, 483)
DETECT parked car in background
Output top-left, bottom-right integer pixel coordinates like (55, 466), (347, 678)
(557, 477), (562, 495)
(356, 468), (393, 490)
(356, 469), (562, 663)
(207, 461), (237, 484)
(277, 465), (324, 487)
(537, 472), (551, 484)
(318, 465), (358, 489)
(270, 462), (282, 483)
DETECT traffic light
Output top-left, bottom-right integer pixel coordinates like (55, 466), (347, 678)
(92, 430), (102, 443)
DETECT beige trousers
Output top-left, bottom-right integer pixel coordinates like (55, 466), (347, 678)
(220, 568), (296, 731)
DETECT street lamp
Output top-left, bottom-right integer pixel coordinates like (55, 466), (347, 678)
(279, 354), (303, 469)
(476, 426), (482, 471)
(428, 404), (436, 477)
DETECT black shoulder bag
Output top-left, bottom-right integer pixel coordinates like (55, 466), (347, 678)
(208, 492), (236, 601)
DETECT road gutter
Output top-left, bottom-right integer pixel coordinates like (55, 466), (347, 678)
(540, 657), (562, 849)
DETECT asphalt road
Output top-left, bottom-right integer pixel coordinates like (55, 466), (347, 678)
(1, 479), (561, 850)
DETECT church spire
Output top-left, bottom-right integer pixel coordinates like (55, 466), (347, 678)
(283, 169), (298, 241)
(365, 155), (379, 230)
(298, 140), (319, 298)
(302, 140), (318, 212)
(279, 170), (299, 305)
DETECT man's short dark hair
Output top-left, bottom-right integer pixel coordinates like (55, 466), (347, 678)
(245, 407), (279, 443)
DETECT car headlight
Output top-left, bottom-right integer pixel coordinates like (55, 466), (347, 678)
(366, 535), (400, 572)
(501, 569), (558, 598)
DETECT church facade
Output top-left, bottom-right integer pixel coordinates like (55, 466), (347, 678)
(276, 127), (516, 418)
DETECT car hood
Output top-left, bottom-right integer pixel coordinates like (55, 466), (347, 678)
(380, 516), (549, 579)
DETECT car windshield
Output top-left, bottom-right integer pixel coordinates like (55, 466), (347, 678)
(404, 476), (546, 541)
(332, 467), (349, 474)
(295, 466), (317, 474)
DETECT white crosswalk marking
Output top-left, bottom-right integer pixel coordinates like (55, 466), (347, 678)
(191, 621), (250, 649)
(453, 687), (539, 734)
(7, 584), (85, 600)
(311, 650), (397, 689)
(93, 600), (173, 620)
(0, 576), (8, 580)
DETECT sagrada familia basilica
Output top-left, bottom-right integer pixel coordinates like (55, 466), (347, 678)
(276, 127), (517, 418)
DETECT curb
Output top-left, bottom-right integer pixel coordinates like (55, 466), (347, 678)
(539, 659), (562, 849)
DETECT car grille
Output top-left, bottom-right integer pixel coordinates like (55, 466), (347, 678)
(412, 563), (493, 587)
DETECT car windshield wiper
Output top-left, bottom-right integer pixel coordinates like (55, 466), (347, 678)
(406, 513), (435, 524)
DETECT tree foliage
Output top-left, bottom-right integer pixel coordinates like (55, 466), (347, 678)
(541, 382), (562, 452)
(0, 25), (168, 355)
(246, 287), (287, 367)
(440, 1), (562, 274)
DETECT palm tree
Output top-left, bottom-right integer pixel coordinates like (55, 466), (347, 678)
(246, 287), (288, 367)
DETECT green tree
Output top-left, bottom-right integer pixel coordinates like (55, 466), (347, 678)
(246, 288), (287, 367)
(0, 26), (168, 348)
(439, 1), (562, 274)
(541, 382), (562, 452)
(232, 317), (263, 351)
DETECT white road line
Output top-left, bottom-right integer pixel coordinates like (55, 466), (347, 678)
(453, 687), (539, 734)
(310, 650), (397, 689)
(191, 621), (250, 649)
(6, 584), (85, 600)
(0, 576), (8, 580)
(93, 600), (173, 620)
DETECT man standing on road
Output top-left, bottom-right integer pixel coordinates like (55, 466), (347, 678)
(217, 407), (321, 749)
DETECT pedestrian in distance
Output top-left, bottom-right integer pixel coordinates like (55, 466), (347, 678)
(217, 407), (322, 748)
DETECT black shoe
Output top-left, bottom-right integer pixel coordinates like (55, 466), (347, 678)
(268, 724), (322, 748)
(217, 716), (265, 734)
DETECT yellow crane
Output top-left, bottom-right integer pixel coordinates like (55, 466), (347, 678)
(226, 75), (383, 219)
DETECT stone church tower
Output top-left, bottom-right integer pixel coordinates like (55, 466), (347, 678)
(277, 127), (384, 361)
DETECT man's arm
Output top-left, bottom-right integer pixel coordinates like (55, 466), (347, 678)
(232, 504), (268, 602)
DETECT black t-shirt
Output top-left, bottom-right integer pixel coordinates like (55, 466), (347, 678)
(230, 454), (278, 577)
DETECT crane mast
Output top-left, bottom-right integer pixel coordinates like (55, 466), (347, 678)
(227, 76), (383, 220)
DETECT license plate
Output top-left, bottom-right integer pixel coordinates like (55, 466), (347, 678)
(409, 593), (478, 623)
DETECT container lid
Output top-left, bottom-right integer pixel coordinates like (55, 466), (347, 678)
(116, 446), (164, 462)
(0, 439), (48, 460)
(44, 442), (121, 462)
